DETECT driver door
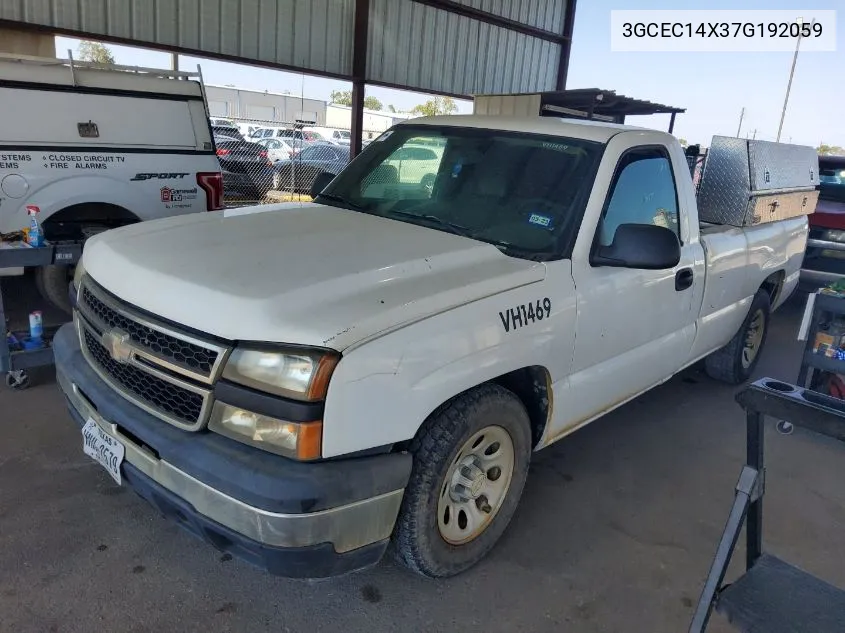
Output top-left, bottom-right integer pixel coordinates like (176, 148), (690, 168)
(553, 138), (704, 435)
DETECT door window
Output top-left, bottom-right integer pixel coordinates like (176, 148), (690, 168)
(598, 148), (679, 247)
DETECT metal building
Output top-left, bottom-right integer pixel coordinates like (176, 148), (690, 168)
(205, 85), (327, 125)
(0, 0), (576, 154)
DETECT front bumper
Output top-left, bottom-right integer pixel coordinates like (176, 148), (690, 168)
(53, 323), (411, 578)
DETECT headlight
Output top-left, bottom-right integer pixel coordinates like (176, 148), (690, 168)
(222, 348), (339, 401)
(208, 402), (322, 460)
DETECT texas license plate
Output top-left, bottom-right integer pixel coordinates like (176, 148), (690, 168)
(82, 418), (125, 486)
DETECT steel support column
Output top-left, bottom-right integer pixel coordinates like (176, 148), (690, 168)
(350, 0), (370, 159)
(556, 0), (578, 90)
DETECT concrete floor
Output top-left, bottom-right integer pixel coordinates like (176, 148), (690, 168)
(2, 288), (844, 633)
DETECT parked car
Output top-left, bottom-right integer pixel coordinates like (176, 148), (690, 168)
(303, 126), (352, 145)
(56, 116), (810, 580)
(800, 155), (845, 289)
(249, 126), (285, 140)
(251, 127), (325, 143)
(236, 122), (263, 139)
(383, 143), (445, 189)
(213, 132), (274, 199)
(209, 117), (239, 131)
(272, 142), (350, 191)
(255, 137), (296, 162)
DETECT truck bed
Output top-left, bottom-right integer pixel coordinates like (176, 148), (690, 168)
(689, 217), (807, 362)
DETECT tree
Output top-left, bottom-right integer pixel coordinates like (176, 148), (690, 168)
(677, 138), (688, 148)
(364, 96), (383, 111)
(387, 104), (397, 113)
(817, 143), (845, 156)
(329, 90), (382, 111)
(411, 96), (458, 117)
(77, 40), (115, 64)
(330, 90), (352, 106)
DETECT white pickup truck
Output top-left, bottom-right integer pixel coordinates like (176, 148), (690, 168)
(53, 116), (808, 579)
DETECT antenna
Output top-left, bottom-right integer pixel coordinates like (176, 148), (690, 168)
(736, 107), (745, 138)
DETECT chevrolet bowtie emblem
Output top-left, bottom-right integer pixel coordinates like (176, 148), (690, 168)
(101, 329), (132, 364)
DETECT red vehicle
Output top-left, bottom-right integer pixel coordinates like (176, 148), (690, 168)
(801, 155), (845, 289)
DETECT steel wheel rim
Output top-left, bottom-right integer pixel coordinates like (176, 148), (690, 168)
(437, 425), (515, 546)
(742, 309), (765, 369)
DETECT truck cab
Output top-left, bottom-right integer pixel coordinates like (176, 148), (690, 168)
(53, 115), (810, 580)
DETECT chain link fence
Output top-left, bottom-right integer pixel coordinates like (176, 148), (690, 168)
(209, 116), (385, 207)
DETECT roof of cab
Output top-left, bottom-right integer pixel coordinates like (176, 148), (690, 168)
(396, 114), (659, 144)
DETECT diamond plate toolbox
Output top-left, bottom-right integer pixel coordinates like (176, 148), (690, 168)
(697, 136), (820, 226)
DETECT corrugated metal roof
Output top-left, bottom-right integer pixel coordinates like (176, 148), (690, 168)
(448, 0), (566, 34)
(0, 0), (354, 76)
(1, 0), (569, 97)
(367, 0), (559, 95)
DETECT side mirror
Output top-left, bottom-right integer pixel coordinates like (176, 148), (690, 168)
(310, 172), (335, 198)
(592, 223), (681, 270)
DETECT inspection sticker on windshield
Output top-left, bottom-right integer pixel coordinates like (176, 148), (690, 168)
(499, 298), (552, 333)
(528, 213), (552, 228)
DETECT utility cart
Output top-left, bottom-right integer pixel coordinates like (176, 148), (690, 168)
(0, 241), (82, 389)
(797, 291), (845, 396)
(690, 377), (845, 632)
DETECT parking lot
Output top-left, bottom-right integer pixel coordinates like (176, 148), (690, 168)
(1, 285), (843, 633)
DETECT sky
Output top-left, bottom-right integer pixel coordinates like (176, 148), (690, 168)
(54, 0), (843, 148)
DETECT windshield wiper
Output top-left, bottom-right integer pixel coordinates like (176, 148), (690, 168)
(482, 238), (553, 262)
(315, 192), (367, 211)
(389, 210), (473, 238)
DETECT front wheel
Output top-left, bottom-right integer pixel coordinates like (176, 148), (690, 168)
(705, 289), (771, 384)
(392, 383), (532, 577)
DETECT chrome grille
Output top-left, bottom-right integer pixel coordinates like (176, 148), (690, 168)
(79, 282), (223, 380)
(82, 328), (204, 425)
(76, 276), (230, 431)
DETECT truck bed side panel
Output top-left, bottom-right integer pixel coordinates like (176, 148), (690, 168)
(689, 217), (807, 361)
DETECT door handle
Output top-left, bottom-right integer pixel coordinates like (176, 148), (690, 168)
(675, 268), (694, 291)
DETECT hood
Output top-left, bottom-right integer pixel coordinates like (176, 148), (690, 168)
(83, 203), (545, 350)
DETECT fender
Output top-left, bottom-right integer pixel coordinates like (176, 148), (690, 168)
(0, 174), (150, 234)
(322, 265), (578, 457)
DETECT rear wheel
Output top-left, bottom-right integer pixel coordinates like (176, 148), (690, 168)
(705, 289), (771, 384)
(36, 223), (112, 314)
(392, 383), (532, 577)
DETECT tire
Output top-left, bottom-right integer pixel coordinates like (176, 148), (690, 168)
(35, 265), (73, 314)
(705, 289), (771, 384)
(272, 171), (281, 190)
(393, 383), (532, 578)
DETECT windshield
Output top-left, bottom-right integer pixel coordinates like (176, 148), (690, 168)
(820, 158), (845, 204)
(317, 125), (603, 259)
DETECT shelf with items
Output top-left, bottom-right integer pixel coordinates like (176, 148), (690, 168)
(797, 287), (845, 397)
(0, 241), (83, 389)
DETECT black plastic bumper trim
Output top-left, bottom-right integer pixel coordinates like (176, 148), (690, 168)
(214, 379), (324, 422)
